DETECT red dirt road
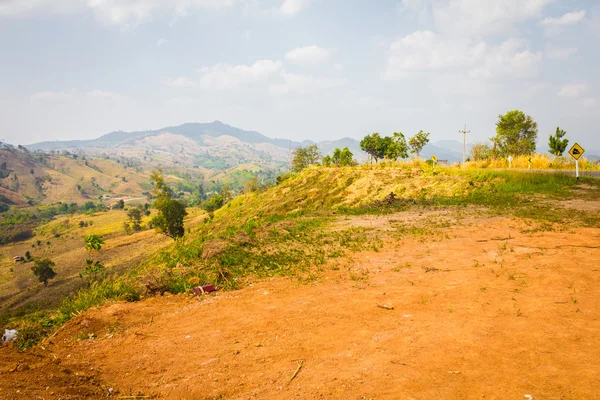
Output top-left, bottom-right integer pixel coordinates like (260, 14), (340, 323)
(2, 217), (599, 399)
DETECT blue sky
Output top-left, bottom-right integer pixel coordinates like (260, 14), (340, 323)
(1, 0), (599, 150)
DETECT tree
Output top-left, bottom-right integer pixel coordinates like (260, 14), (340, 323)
(151, 170), (187, 240)
(291, 145), (322, 172)
(202, 195), (224, 212)
(548, 127), (569, 157)
(322, 155), (332, 167)
(360, 133), (386, 163)
(329, 147), (355, 166)
(81, 234), (105, 283)
(31, 258), (56, 286)
(385, 132), (409, 160)
(339, 147), (355, 166)
(493, 110), (538, 157)
(117, 199), (125, 209)
(332, 148), (342, 165)
(126, 206), (143, 232)
(470, 142), (492, 161)
(408, 131), (430, 157)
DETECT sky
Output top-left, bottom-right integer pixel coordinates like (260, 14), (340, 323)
(1, 0), (599, 150)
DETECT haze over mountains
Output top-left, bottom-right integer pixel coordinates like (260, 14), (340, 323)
(26, 121), (468, 165)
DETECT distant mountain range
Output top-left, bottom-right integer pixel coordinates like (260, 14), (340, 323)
(27, 121), (470, 164)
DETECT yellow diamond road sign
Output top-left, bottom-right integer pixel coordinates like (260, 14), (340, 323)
(431, 155), (437, 162)
(569, 143), (585, 160)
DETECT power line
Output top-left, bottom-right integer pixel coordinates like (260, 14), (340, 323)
(459, 124), (470, 165)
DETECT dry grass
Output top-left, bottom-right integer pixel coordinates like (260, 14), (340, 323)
(0, 207), (206, 313)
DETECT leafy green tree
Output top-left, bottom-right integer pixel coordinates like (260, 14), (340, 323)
(322, 155), (332, 167)
(332, 148), (342, 165)
(291, 145), (322, 172)
(31, 258), (56, 286)
(548, 127), (569, 157)
(117, 199), (125, 209)
(360, 133), (386, 163)
(493, 110), (538, 156)
(329, 147), (355, 166)
(408, 131), (430, 157)
(339, 147), (355, 166)
(386, 132), (409, 160)
(151, 170), (187, 240)
(126, 206), (143, 232)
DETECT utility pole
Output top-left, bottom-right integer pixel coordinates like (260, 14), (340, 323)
(459, 124), (470, 165)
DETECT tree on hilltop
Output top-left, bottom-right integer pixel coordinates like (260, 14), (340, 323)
(408, 131), (430, 157)
(386, 132), (409, 160)
(360, 133), (386, 163)
(291, 145), (322, 172)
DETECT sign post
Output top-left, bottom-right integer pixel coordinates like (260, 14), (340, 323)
(507, 155), (513, 168)
(431, 155), (437, 171)
(568, 143), (585, 180)
(528, 157), (532, 171)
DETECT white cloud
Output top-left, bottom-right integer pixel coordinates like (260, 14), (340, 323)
(270, 72), (344, 95)
(156, 38), (169, 47)
(168, 60), (283, 90)
(545, 47), (577, 60)
(541, 10), (586, 26)
(384, 32), (540, 80)
(474, 38), (542, 79)
(280, 0), (310, 16)
(384, 31), (486, 79)
(558, 83), (587, 97)
(400, 0), (551, 37)
(285, 45), (330, 66)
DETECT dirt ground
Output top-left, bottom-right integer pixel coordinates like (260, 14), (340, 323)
(1, 214), (599, 400)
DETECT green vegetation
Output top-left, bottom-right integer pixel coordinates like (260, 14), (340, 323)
(493, 110), (538, 156)
(151, 170), (187, 239)
(323, 147), (356, 167)
(31, 258), (57, 286)
(292, 145), (322, 172)
(80, 234), (105, 284)
(548, 127), (569, 157)
(408, 130), (430, 157)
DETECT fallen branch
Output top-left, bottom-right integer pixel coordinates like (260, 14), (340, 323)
(377, 304), (394, 310)
(288, 360), (304, 384)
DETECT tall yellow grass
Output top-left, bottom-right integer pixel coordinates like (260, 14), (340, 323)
(465, 154), (599, 170)
(357, 154), (598, 171)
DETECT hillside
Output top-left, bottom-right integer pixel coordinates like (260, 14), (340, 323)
(1, 165), (599, 398)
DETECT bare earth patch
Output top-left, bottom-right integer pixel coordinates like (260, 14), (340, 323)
(1, 215), (599, 399)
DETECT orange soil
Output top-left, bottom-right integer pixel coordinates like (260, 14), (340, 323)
(1, 216), (599, 399)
